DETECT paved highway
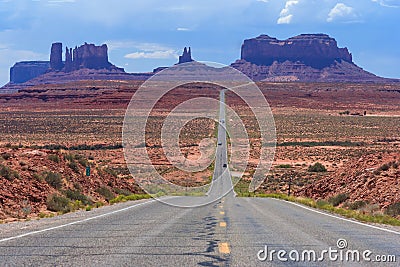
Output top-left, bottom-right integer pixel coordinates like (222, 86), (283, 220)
(1, 91), (399, 266)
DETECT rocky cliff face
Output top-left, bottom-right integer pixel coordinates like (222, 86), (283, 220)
(50, 42), (122, 72)
(241, 34), (352, 69)
(178, 47), (193, 64)
(233, 33), (397, 83)
(10, 61), (50, 84)
(7, 42), (125, 85)
(50, 43), (63, 71)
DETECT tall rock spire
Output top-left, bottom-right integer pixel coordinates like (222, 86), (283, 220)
(178, 47), (194, 64)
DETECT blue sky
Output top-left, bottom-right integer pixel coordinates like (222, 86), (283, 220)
(0, 0), (399, 85)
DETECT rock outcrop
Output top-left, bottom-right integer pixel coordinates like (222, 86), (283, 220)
(7, 42), (126, 85)
(241, 34), (352, 69)
(178, 47), (193, 64)
(50, 42), (63, 71)
(50, 42), (122, 72)
(9, 61), (50, 84)
(296, 152), (400, 209)
(232, 33), (397, 83)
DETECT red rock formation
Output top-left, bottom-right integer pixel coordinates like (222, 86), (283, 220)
(232, 33), (398, 83)
(178, 47), (193, 64)
(50, 42), (63, 71)
(296, 152), (400, 209)
(9, 61), (50, 84)
(241, 34), (352, 69)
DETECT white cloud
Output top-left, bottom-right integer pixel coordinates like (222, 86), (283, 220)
(277, 0), (299, 24)
(371, 0), (400, 8)
(327, 3), (354, 22)
(107, 41), (174, 52)
(113, 41), (179, 59)
(277, 14), (293, 24)
(124, 50), (178, 59)
(177, 27), (191, 31)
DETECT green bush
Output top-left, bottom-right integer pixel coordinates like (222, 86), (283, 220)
(45, 172), (63, 189)
(48, 154), (60, 163)
(64, 190), (92, 205)
(114, 188), (133, 196)
(1, 153), (11, 160)
(345, 200), (367, 210)
(328, 193), (349, 207)
(385, 202), (400, 217)
(64, 154), (74, 161)
(316, 199), (330, 208)
(32, 173), (44, 182)
(0, 164), (19, 181)
(95, 186), (115, 202)
(308, 162), (327, 172)
(276, 164), (292, 169)
(104, 167), (118, 178)
(46, 194), (71, 213)
(68, 161), (80, 173)
(378, 164), (390, 172)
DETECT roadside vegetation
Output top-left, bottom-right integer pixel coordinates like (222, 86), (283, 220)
(237, 191), (400, 226)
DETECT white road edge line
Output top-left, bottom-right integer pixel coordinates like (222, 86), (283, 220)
(0, 199), (156, 243)
(271, 198), (400, 235)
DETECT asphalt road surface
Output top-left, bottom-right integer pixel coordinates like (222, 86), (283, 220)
(1, 91), (399, 266)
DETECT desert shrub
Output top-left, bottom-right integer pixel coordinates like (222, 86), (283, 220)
(308, 162), (327, 172)
(32, 173), (44, 182)
(328, 193), (349, 206)
(360, 203), (380, 214)
(95, 186), (115, 202)
(378, 164), (390, 172)
(276, 164), (292, 169)
(46, 194), (71, 213)
(77, 158), (89, 167)
(114, 188), (133, 196)
(74, 154), (89, 167)
(45, 172), (63, 189)
(316, 199), (330, 208)
(48, 154), (60, 163)
(64, 153), (75, 161)
(0, 164), (19, 181)
(104, 167), (118, 178)
(68, 161), (80, 173)
(1, 153), (11, 160)
(73, 182), (82, 191)
(345, 200), (367, 210)
(385, 203), (400, 217)
(64, 190), (92, 205)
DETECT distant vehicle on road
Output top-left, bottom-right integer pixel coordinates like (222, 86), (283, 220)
(218, 142), (222, 145)
(223, 163), (227, 168)
(220, 120), (225, 123)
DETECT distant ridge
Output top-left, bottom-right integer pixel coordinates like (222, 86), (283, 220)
(231, 33), (399, 83)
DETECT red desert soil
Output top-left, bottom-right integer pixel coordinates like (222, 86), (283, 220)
(0, 80), (399, 221)
(297, 152), (400, 209)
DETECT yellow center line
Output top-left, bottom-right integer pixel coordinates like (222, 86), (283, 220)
(218, 242), (230, 254)
(219, 221), (227, 227)
(220, 211), (225, 215)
